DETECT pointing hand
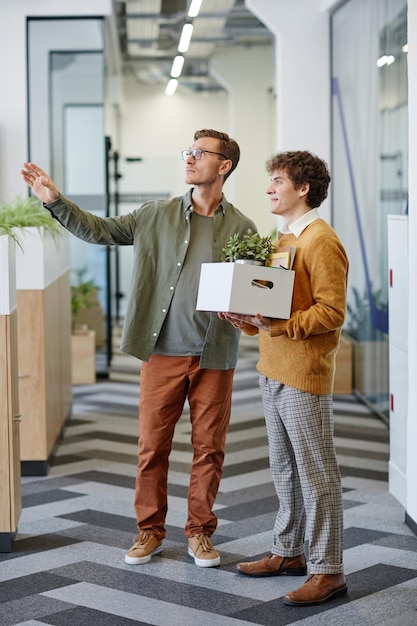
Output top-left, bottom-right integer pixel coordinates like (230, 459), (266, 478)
(21, 162), (60, 205)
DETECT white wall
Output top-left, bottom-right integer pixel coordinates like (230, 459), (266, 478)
(247, 0), (331, 224)
(212, 45), (276, 236)
(119, 81), (228, 199)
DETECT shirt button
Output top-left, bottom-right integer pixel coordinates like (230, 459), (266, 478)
(162, 308), (166, 313)
(170, 286), (174, 290)
(177, 262), (181, 267)
(184, 240), (188, 244)
(153, 332), (157, 337)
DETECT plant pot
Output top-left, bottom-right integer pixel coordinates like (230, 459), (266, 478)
(353, 339), (389, 395)
(71, 328), (96, 385)
(333, 335), (353, 395)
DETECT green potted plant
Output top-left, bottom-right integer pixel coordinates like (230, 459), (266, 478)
(221, 229), (275, 265)
(344, 285), (388, 396)
(71, 266), (99, 328)
(0, 196), (62, 248)
(345, 285), (387, 342)
(1, 197), (73, 467)
(70, 267), (100, 385)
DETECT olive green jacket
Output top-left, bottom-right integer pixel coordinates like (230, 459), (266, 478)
(45, 190), (257, 368)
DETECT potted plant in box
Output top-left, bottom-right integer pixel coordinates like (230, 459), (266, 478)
(71, 267), (99, 385)
(71, 266), (99, 330)
(221, 229), (275, 265)
(0, 196), (62, 246)
(0, 196), (71, 469)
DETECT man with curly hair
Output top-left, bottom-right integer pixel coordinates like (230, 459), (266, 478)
(21, 129), (257, 569)
(220, 150), (349, 606)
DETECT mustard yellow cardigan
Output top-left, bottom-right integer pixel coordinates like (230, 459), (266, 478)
(242, 219), (349, 395)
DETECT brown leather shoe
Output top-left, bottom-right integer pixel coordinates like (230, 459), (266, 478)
(236, 553), (307, 577)
(284, 573), (347, 606)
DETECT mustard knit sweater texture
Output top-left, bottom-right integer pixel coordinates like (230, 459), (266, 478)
(244, 219), (349, 395)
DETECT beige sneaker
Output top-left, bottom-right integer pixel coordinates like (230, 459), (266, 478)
(125, 533), (163, 565)
(188, 534), (220, 567)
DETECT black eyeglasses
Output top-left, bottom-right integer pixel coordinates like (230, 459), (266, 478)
(182, 148), (227, 161)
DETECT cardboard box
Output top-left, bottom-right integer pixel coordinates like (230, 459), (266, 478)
(196, 262), (295, 318)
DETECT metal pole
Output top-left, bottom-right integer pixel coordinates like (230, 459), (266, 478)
(105, 136), (113, 373)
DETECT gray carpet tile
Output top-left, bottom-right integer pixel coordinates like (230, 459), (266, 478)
(343, 526), (397, 549)
(0, 535), (83, 562)
(0, 572), (77, 603)
(55, 471), (136, 489)
(47, 561), (259, 615)
(62, 431), (139, 445)
(0, 596), (75, 626)
(41, 606), (148, 626)
(49, 454), (92, 467)
(58, 510), (138, 533)
(339, 465), (388, 481)
(22, 490), (84, 509)
(221, 458), (271, 478)
(217, 496), (281, 521)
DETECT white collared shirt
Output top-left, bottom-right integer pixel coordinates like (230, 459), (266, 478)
(280, 208), (319, 238)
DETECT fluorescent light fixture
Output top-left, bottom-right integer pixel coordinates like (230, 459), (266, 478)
(188, 0), (203, 18)
(171, 55), (185, 78)
(178, 23), (193, 53)
(402, 43), (408, 53)
(376, 54), (395, 67)
(165, 78), (178, 96)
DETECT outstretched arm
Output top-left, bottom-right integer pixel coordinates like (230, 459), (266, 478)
(21, 162), (60, 205)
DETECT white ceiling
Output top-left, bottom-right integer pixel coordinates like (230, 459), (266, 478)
(115, 0), (273, 91)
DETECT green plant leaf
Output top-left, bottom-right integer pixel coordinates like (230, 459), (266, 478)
(71, 267), (100, 321)
(0, 196), (62, 246)
(221, 229), (274, 263)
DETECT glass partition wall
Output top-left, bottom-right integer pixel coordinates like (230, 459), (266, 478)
(27, 18), (110, 374)
(331, 0), (408, 420)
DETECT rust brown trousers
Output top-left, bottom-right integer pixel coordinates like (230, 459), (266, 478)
(134, 354), (235, 539)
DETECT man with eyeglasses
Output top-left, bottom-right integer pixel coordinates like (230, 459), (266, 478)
(21, 129), (257, 568)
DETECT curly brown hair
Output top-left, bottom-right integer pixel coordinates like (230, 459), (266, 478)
(266, 150), (331, 209)
(194, 129), (240, 181)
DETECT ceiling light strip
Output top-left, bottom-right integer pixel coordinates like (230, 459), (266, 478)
(188, 0), (204, 18)
(165, 78), (178, 96)
(178, 23), (194, 53)
(171, 55), (185, 78)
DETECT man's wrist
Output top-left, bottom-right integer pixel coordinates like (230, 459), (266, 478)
(44, 193), (60, 208)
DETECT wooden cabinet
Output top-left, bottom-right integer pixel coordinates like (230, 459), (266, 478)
(0, 236), (22, 552)
(15, 228), (73, 475)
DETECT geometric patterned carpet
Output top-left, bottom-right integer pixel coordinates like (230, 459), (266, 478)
(1, 335), (417, 626)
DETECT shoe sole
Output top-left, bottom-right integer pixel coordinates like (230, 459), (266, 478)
(187, 547), (220, 567)
(125, 544), (163, 565)
(283, 585), (348, 606)
(237, 566), (307, 577)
